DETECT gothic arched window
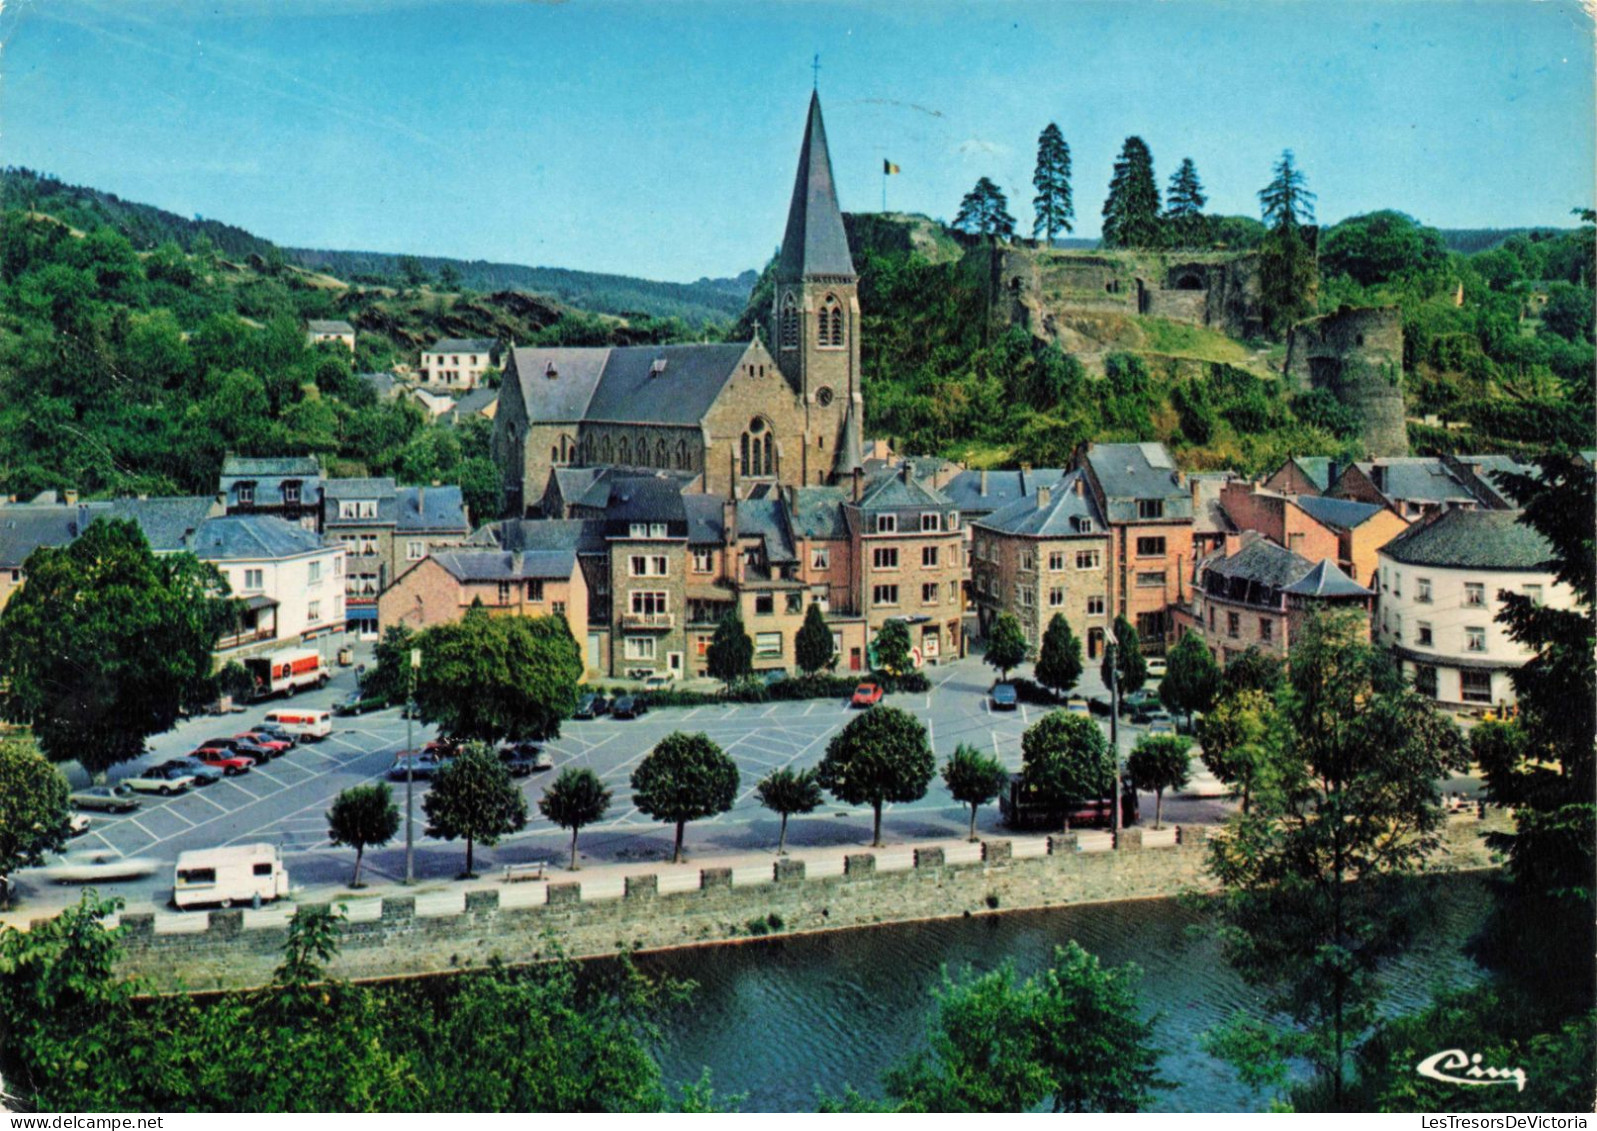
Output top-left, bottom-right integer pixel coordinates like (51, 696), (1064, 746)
(819, 294), (844, 348)
(676, 438), (689, 470)
(741, 417), (774, 478)
(637, 435), (651, 468)
(601, 436), (613, 463)
(780, 292), (799, 351)
(618, 437), (630, 465)
(656, 439), (668, 468)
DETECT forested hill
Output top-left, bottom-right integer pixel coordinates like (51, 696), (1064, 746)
(1, 168), (753, 327)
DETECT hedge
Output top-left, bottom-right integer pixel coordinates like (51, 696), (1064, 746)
(587, 669), (930, 709)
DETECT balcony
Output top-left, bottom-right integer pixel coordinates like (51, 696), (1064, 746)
(621, 612), (675, 630)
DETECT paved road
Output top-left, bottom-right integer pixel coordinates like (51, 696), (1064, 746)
(8, 652), (1483, 920)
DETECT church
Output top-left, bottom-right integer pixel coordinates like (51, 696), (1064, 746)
(493, 93), (867, 516)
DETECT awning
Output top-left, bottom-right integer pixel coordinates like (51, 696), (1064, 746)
(345, 606), (379, 623)
(240, 595), (280, 611)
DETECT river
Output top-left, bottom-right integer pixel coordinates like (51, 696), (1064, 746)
(630, 872), (1495, 1112)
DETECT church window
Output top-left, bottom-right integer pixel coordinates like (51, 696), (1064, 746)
(676, 439), (689, 470)
(780, 293), (799, 351)
(656, 439), (667, 467)
(819, 294), (844, 348)
(741, 418), (774, 478)
(637, 435), (650, 467)
(618, 437), (631, 465)
(601, 436), (613, 463)
(815, 385), (834, 407)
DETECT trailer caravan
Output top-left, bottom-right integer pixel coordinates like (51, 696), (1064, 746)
(173, 843), (290, 909)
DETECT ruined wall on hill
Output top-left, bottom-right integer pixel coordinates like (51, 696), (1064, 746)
(1285, 305), (1409, 458)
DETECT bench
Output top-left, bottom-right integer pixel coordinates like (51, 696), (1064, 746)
(503, 862), (547, 883)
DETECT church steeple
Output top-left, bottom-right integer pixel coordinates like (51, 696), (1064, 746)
(777, 92), (855, 281)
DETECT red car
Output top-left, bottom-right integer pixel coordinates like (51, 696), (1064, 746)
(424, 737), (466, 760)
(235, 731), (292, 756)
(190, 747), (255, 775)
(851, 682), (884, 709)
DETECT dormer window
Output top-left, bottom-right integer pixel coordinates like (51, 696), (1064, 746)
(237, 483), (255, 506)
(875, 514), (897, 534)
(1137, 499), (1163, 520)
(920, 512), (939, 533)
(283, 482), (301, 505)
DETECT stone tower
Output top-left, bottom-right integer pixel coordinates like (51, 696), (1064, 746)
(1284, 305), (1410, 458)
(772, 92), (864, 481)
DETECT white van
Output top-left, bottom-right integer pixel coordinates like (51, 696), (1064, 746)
(174, 843), (291, 910)
(262, 707), (333, 741)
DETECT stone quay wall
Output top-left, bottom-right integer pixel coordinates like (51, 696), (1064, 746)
(103, 816), (1503, 994)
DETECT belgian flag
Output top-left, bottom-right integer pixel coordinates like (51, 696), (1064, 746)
(883, 160), (901, 175)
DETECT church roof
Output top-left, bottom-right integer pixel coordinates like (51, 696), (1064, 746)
(837, 402), (864, 473)
(508, 343), (751, 428)
(777, 92), (855, 280)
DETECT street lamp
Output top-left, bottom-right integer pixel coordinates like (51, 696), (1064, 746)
(1105, 622), (1122, 836)
(404, 646), (421, 885)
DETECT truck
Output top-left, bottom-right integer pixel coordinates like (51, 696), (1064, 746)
(999, 773), (1140, 832)
(242, 648), (328, 700)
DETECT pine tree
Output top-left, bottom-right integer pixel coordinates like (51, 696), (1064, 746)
(1034, 613), (1084, 698)
(954, 177), (1017, 239)
(1258, 150), (1317, 230)
(795, 602), (836, 675)
(1256, 151), (1319, 335)
(1163, 158), (1208, 248)
(705, 610), (754, 688)
(1101, 137), (1163, 249)
(1031, 123), (1074, 243)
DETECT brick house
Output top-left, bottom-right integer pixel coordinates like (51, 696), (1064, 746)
(1289, 493), (1409, 590)
(1328, 457), (1482, 519)
(1260, 456), (1338, 497)
(971, 470), (1112, 659)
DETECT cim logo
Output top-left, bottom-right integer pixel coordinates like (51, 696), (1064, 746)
(1417, 1049), (1527, 1092)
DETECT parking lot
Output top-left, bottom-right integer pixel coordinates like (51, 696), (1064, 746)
(13, 653), (1245, 916)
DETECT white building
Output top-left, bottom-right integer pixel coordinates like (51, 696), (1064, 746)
(420, 338), (499, 389)
(1375, 508), (1571, 711)
(185, 514), (346, 658)
(306, 320), (356, 351)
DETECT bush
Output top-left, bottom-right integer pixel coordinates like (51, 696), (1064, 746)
(1010, 678), (1060, 706)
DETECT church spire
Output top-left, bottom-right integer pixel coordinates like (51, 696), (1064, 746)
(777, 91), (855, 280)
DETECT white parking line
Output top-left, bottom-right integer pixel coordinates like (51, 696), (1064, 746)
(251, 767), (290, 789)
(185, 790), (231, 814)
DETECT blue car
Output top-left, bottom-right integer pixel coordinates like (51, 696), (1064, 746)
(990, 683), (1018, 710)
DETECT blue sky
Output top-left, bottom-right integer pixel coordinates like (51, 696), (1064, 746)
(3, 0), (1591, 282)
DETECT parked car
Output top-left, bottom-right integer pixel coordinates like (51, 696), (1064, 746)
(252, 723), (299, 748)
(1131, 701), (1171, 727)
(1065, 697), (1091, 716)
(123, 765), (197, 795)
(38, 851), (159, 884)
(261, 708), (332, 741)
(611, 695), (646, 720)
(199, 736), (278, 763)
(990, 683), (1018, 711)
(158, 758), (223, 787)
(335, 690), (390, 717)
(234, 731), (291, 756)
(573, 693), (610, 720)
(387, 752), (442, 781)
(851, 682), (884, 708)
(643, 674), (675, 692)
(1119, 690), (1159, 720)
(760, 669), (789, 687)
(499, 742), (554, 777)
(69, 784), (141, 813)
(424, 737), (466, 760)
(189, 748), (255, 775)
(1145, 716), (1179, 739)
(1145, 657), (1168, 681)
(68, 813), (92, 837)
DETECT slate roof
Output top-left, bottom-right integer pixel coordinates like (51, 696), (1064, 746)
(506, 347), (610, 423)
(1456, 454), (1537, 505)
(356, 371), (398, 399)
(941, 468), (1068, 515)
(1281, 559), (1372, 597)
(583, 344), (751, 425)
(427, 338), (497, 354)
(682, 494), (728, 545)
(1355, 458), (1476, 505)
(1380, 509), (1555, 571)
(430, 549), (576, 582)
(1189, 472), (1238, 536)
(738, 497), (797, 563)
(1082, 443), (1193, 522)
(185, 515), (326, 561)
(855, 468), (954, 512)
(221, 456), (321, 478)
(483, 518), (608, 556)
(397, 485), (469, 532)
(602, 476), (689, 529)
(105, 496), (219, 552)
(1292, 457), (1335, 493)
(1293, 493), (1386, 531)
(451, 387), (499, 418)
(307, 320), (354, 335)
(778, 92), (856, 280)
(787, 486), (850, 540)
(323, 478), (399, 527)
(1204, 537), (1315, 589)
(973, 471), (1107, 538)
(837, 404), (864, 473)
(0, 504), (106, 568)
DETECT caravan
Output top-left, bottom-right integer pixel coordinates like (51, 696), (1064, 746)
(173, 843), (291, 909)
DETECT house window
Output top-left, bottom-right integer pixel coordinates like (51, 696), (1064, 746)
(1049, 587), (1065, 608)
(339, 500), (379, 519)
(1465, 627), (1486, 653)
(873, 547), (899, 570)
(1087, 596), (1105, 616)
(921, 513), (939, 533)
(810, 547), (830, 570)
(1207, 605), (1215, 630)
(1136, 571), (1166, 588)
(692, 549), (713, 573)
(1417, 622), (1433, 646)
(237, 483), (255, 506)
(1137, 499), (1164, 520)
(1393, 572), (1401, 597)
(1464, 583), (1485, 608)
(922, 582), (939, 605)
(873, 584), (899, 606)
(357, 535), (378, 557)
(525, 580), (544, 602)
(307, 601), (321, 622)
(1048, 551), (1065, 571)
(629, 555), (668, 577)
(1076, 549), (1101, 570)
(1287, 532), (1305, 553)
(1135, 536), (1166, 557)
(497, 581), (513, 604)
(755, 593), (774, 616)
(1259, 618), (1273, 643)
(948, 512), (959, 531)
(551, 600), (566, 617)
(333, 556), (343, 577)
(1021, 551), (1035, 571)
(631, 591), (669, 617)
(786, 592), (803, 614)
(1460, 670), (1493, 703)
(1017, 586), (1034, 608)
(1417, 578), (1432, 603)
(1413, 665), (1438, 698)
(243, 569), (264, 592)
(1523, 584), (1543, 605)
(407, 541), (426, 561)
(756, 632), (783, 658)
(283, 483), (301, 505)
(875, 514), (897, 534)
(950, 580), (960, 602)
(1227, 612), (1240, 638)
(624, 637), (656, 661)
(308, 561), (322, 584)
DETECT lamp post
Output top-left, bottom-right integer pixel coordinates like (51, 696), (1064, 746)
(404, 646), (421, 885)
(1105, 623), (1122, 836)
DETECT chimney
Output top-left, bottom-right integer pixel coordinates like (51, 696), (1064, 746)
(1019, 463), (1031, 494)
(721, 496), (738, 585)
(900, 461), (911, 483)
(979, 469), (988, 497)
(852, 467), (864, 503)
(1074, 475), (1085, 497)
(64, 489), (79, 506)
(785, 484), (798, 516)
(1036, 485), (1051, 510)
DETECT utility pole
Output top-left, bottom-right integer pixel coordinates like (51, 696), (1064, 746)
(1106, 624), (1122, 835)
(404, 646), (421, 884)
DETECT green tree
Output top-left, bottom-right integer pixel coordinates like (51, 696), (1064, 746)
(1031, 123), (1074, 243)
(1258, 149), (1317, 230)
(413, 608), (582, 745)
(1126, 735), (1191, 829)
(705, 610), (754, 688)
(794, 602), (836, 675)
(1205, 610), (1469, 1108)
(755, 766), (823, 854)
(1034, 613), (1083, 698)
(1163, 157), (1208, 248)
(397, 254), (429, 287)
(437, 263), (462, 291)
(361, 623), (418, 705)
(1221, 646), (1285, 697)
(325, 782), (401, 888)
(1257, 151), (1318, 334)
(1101, 137), (1163, 249)
(630, 732), (739, 863)
(817, 705), (935, 847)
(941, 743), (1009, 841)
(1100, 615), (1147, 698)
(884, 942), (1167, 1112)
(872, 618), (914, 676)
(422, 742), (529, 877)
(984, 611), (1030, 682)
(539, 766), (611, 870)
(953, 177), (1017, 239)
(1019, 710), (1114, 831)
(0, 518), (230, 780)
(1319, 210), (1447, 287)
(0, 738), (71, 909)
(1195, 688), (1278, 813)
(1159, 629), (1219, 728)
